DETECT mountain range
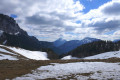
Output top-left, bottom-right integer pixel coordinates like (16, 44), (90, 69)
(113, 39), (120, 42)
(55, 37), (101, 54)
(0, 13), (120, 60)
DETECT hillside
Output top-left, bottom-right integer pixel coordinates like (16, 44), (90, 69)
(0, 14), (58, 59)
(62, 41), (120, 58)
(62, 50), (120, 60)
(84, 50), (120, 59)
(0, 45), (49, 60)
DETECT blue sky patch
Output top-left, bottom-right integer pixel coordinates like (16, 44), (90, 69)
(74, 0), (112, 13)
(65, 32), (80, 35)
(10, 14), (17, 18)
(104, 30), (116, 35)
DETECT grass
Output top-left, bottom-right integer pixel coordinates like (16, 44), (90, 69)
(43, 72), (94, 80)
(0, 60), (49, 80)
(0, 58), (120, 80)
(62, 72), (94, 80)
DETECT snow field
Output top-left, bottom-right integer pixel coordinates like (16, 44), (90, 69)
(62, 51), (120, 60)
(8, 47), (49, 60)
(14, 62), (120, 80)
(0, 45), (49, 60)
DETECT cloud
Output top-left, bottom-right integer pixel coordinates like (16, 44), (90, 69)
(80, 0), (120, 33)
(101, 1), (120, 15)
(25, 14), (63, 27)
(25, 13), (75, 32)
(73, 0), (120, 41)
(0, 0), (120, 41)
(0, 0), (84, 41)
(88, 19), (120, 33)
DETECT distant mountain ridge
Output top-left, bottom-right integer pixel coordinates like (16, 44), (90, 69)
(56, 37), (101, 54)
(113, 39), (120, 42)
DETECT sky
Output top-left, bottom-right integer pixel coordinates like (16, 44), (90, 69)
(0, 0), (120, 41)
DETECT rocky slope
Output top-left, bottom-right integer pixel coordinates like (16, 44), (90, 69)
(0, 14), (58, 59)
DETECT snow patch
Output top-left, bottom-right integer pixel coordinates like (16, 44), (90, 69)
(0, 46), (17, 55)
(8, 47), (49, 60)
(0, 53), (18, 60)
(14, 32), (20, 35)
(84, 51), (120, 59)
(14, 62), (120, 80)
(3, 40), (7, 45)
(62, 51), (120, 60)
(61, 55), (79, 60)
(0, 30), (3, 36)
(0, 45), (49, 60)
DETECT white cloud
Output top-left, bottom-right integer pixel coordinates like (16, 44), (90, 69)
(0, 0), (85, 41)
(73, 0), (120, 41)
(0, 0), (120, 41)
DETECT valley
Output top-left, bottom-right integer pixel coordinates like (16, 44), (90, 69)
(0, 5), (120, 80)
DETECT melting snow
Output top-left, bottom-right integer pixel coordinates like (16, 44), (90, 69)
(62, 51), (120, 60)
(8, 47), (49, 60)
(0, 46), (17, 55)
(84, 51), (120, 59)
(62, 55), (79, 60)
(3, 40), (7, 45)
(0, 45), (49, 60)
(0, 30), (3, 36)
(14, 62), (120, 80)
(0, 53), (18, 60)
(14, 32), (19, 35)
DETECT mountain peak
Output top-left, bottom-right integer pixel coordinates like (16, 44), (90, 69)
(54, 38), (67, 47)
(57, 38), (66, 41)
(0, 14), (27, 35)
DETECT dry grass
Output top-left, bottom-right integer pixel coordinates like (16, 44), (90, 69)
(0, 58), (120, 80)
(43, 72), (94, 80)
(0, 60), (50, 80)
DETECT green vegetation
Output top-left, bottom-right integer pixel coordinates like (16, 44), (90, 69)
(63, 41), (120, 58)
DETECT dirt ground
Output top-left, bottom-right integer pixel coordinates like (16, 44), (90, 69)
(0, 58), (120, 80)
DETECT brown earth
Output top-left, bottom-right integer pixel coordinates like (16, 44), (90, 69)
(0, 58), (120, 80)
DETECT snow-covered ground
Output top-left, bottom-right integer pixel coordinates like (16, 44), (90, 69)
(0, 45), (49, 60)
(62, 55), (79, 60)
(84, 51), (120, 59)
(0, 54), (18, 60)
(8, 47), (49, 60)
(0, 47), (17, 55)
(62, 51), (120, 60)
(14, 62), (120, 80)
